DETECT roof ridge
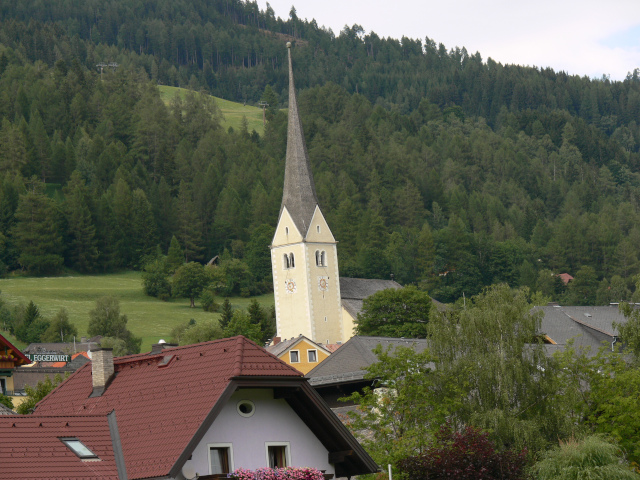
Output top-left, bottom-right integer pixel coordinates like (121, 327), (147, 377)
(232, 336), (245, 377)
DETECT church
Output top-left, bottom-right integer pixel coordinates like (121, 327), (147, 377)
(270, 43), (400, 345)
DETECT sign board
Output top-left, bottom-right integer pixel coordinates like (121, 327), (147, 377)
(26, 353), (70, 363)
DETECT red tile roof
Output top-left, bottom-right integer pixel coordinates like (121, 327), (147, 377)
(34, 336), (302, 480)
(557, 273), (574, 285)
(0, 414), (119, 479)
(50, 351), (90, 368)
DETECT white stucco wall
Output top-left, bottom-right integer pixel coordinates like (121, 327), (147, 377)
(183, 388), (334, 477)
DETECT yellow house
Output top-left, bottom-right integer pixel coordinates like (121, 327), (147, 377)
(0, 333), (32, 407)
(266, 335), (333, 375)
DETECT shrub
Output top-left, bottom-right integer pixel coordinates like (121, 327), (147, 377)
(201, 288), (219, 312)
(397, 423), (528, 480)
(532, 435), (640, 480)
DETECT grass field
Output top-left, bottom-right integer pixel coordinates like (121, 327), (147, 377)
(157, 85), (266, 136)
(0, 272), (274, 353)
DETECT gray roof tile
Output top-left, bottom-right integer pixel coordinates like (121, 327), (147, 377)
(280, 44), (318, 237)
(307, 336), (429, 385)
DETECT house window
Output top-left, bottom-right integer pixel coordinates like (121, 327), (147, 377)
(317, 225), (320, 233)
(289, 350), (300, 363)
(209, 444), (233, 476)
(289, 253), (295, 268)
(285, 227), (289, 235)
(0, 378), (5, 395)
(60, 438), (98, 459)
(316, 250), (327, 267)
(308, 350), (317, 363)
(283, 254), (290, 269)
(266, 443), (290, 468)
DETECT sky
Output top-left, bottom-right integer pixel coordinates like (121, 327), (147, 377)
(256, 0), (640, 81)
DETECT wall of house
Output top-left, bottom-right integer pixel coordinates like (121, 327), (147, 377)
(341, 308), (356, 341)
(184, 388), (334, 477)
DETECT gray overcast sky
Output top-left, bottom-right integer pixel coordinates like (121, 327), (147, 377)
(257, 0), (640, 81)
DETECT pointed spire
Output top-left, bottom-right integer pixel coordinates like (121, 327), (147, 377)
(280, 42), (319, 236)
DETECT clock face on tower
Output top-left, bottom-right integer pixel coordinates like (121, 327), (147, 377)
(318, 276), (329, 292)
(285, 278), (297, 294)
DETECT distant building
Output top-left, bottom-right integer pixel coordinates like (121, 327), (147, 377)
(271, 44), (406, 346)
(0, 333), (32, 408)
(266, 335), (334, 374)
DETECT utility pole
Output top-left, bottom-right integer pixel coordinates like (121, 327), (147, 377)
(258, 101), (269, 126)
(96, 62), (119, 80)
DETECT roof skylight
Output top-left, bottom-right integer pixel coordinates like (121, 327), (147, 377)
(60, 438), (98, 459)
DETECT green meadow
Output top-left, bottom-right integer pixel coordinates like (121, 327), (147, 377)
(157, 85), (266, 136)
(0, 272), (274, 353)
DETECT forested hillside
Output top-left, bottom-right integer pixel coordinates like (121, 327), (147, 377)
(1, 0), (640, 303)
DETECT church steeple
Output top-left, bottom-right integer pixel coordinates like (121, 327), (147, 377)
(280, 42), (318, 237)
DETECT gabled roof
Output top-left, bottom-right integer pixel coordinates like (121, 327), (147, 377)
(0, 414), (120, 479)
(31, 336), (376, 479)
(536, 305), (625, 354)
(34, 336), (300, 479)
(307, 336), (429, 386)
(0, 333), (31, 366)
(279, 43), (319, 237)
(266, 335), (332, 358)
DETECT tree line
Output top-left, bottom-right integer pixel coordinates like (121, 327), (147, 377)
(347, 284), (640, 479)
(2, 55), (640, 304)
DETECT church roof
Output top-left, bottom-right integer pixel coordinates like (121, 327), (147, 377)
(339, 277), (402, 300)
(280, 43), (319, 237)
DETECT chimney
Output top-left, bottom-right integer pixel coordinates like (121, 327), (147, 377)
(150, 341), (178, 354)
(90, 347), (114, 397)
(272, 336), (281, 346)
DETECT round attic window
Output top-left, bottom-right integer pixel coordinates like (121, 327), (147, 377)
(237, 400), (255, 418)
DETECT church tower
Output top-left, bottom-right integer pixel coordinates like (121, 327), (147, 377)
(271, 43), (344, 345)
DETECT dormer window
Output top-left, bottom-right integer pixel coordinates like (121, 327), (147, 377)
(60, 438), (98, 459)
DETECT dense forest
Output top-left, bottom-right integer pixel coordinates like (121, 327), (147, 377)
(1, 0), (640, 304)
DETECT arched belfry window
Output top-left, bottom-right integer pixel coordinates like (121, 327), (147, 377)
(289, 253), (295, 268)
(316, 250), (327, 267)
(283, 254), (290, 269)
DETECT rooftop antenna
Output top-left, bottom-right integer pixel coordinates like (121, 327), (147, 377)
(258, 101), (269, 126)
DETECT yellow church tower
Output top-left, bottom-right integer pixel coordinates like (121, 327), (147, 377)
(271, 43), (344, 345)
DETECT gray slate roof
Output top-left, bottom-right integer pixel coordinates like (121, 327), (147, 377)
(0, 403), (15, 415)
(307, 336), (429, 386)
(340, 278), (402, 300)
(24, 339), (101, 355)
(339, 278), (402, 318)
(537, 305), (626, 354)
(280, 44), (319, 237)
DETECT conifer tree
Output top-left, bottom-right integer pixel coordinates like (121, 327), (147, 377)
(64, 172), (98, 272)
(219, 298), (233, 330)
(12, 184), (64, 275)
(166, 235), (184, 272)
